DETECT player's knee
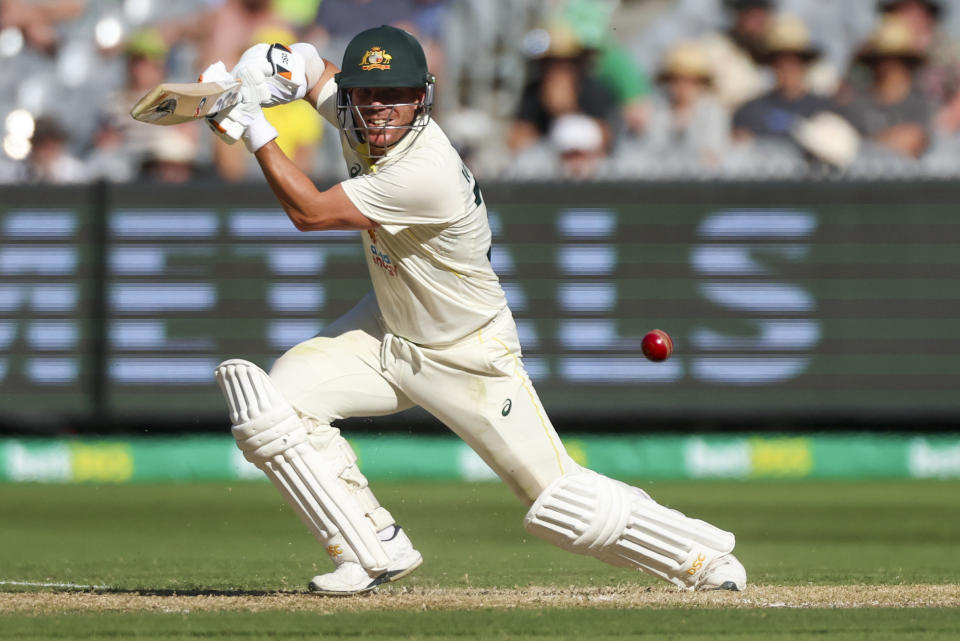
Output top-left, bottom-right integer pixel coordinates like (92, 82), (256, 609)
(215, 358), (308, 462)
(269, 340), (358, 427)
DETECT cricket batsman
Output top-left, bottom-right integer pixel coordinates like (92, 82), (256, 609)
(206, 25), (746, 595)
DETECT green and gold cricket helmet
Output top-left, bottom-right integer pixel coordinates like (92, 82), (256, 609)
(335, 25), (436, 155)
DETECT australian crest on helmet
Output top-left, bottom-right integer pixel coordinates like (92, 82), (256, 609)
(360, 47), (392, 70)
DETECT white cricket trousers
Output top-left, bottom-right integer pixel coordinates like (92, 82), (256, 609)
(269, 292), (577, 503)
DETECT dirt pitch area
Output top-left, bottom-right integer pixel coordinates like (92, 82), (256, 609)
(2, 585), (957, 615)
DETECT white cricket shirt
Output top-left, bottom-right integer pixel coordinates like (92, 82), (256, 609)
(315, 79), (507, 346)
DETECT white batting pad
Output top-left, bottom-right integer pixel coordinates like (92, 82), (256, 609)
(215, 359), (390, 573)
(524, 469), (735, 589)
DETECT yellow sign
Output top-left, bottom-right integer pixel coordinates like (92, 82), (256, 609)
(749, 437), (813, 478)
(564, 439), (589, 467)
(69, 442), (134, 482)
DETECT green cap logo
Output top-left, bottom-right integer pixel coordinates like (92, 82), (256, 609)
(359, 46), (392, 71)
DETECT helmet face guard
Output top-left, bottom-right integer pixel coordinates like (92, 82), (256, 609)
(334, 25), (435, 161)
(335, 79), (435, 161)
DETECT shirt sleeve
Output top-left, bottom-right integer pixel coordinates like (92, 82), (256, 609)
(340, 152), (464, 235)
(314, 77), (338, 126)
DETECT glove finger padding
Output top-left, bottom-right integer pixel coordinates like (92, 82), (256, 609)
(290, 43), (324, 91)
(207, 113), (244, 144)
(198, 60), (232, 84)
(236, 63), (273, 106)
(207, 65), (276, 150)
(233, 42), (322, 107)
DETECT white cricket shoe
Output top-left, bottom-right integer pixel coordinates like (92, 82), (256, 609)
(695, 553), (747, 591)
(308, 525), (423, 596)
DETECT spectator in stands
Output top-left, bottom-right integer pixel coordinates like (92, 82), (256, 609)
(878, 0), (960, 135)
(699, 0), (773, 110)
(23, 116), (87, 184)
(550, 113), (608, 179)
(140, 127), (197, 184)
(0, 0), (84, 55)
(879, 0), (942, 54)
(552, 0), (653, 137)
(639, 41), (730, 171)
(307, 0), (448, 79)
(508, 23), (618, 153)
(504, 111), (610, 180)
(732, 15), (841, 145)
(123, 28), (167, 104)
(157, 0), (289, 72)
(108, 30), (200, 182)
(844, 16), (932, 158)
(698, 0), (841, 111)
(84, 116), (136, 183)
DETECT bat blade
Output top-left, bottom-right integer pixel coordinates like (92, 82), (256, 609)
(130, 79), (242, 125)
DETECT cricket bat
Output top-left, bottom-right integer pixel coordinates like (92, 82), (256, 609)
(130, 79), (242, 125)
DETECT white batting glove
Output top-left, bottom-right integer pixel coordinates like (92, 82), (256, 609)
(198, 61), (245, 144)
(233, 42), (323, 107)
(207, 64), (277, 153)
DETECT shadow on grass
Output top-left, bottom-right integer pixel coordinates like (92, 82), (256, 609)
(104, 587), (308, 597)
(2, 586), (310, 597)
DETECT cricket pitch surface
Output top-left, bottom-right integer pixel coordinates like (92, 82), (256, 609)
(2, 584), (959, 614)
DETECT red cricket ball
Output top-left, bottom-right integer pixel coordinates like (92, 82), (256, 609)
(641, 329), (673, 362)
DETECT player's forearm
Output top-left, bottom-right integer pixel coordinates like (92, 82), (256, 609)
(254, 142), (374, 231)
(255, 142), (326, 230)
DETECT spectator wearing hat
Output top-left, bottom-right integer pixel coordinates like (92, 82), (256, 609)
(504, 111), (612, 180)
(551, 0), (653, 138)
(549, 113), (609, 179)
(732, 15), (843, 145)
(698, 0), (775, 110)
(105, 30), (173, 162)
(878, 0), (960, 136)
(844, 15), (933, 158)
(100, 29), (198, 182)
(879, 0), (942, 53)
(508, 22), (618, 152)
(24, 116), (87, 184)
(636, 41), (731, 171)
(140, 128), (199, 184)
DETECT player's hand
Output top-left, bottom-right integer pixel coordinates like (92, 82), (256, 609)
(198, 61), (245, 144)
(207, 64), (277, 153)
(233, 42), (323, 107)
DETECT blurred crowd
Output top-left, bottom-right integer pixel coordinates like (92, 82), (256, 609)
(4, 0), (960, 183)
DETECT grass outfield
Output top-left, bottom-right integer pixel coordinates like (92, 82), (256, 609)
(1, 480), (959, 639)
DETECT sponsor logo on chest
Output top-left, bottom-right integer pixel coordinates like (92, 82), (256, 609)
(368, 229), (398, 277)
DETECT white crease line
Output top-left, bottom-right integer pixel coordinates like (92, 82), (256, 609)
(0, 580), (110, 590)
